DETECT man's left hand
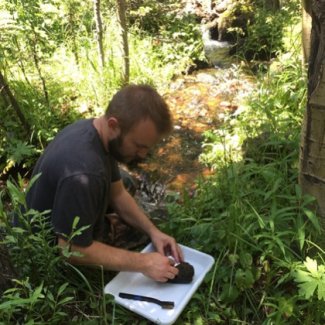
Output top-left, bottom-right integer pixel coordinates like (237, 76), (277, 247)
(150, 229), (183, 263)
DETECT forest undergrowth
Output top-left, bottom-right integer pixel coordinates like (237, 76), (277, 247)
(1, 0), (324, 324)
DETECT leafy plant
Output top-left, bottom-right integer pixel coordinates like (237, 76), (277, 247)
(239, 9), (285, 60)
(234, 0), (301, 60)
(160, 26), (324, 323)
(1, 138), (37, 176)
(0, 0), (321, 323)
(0, 175), (113, 324)
(294, 257), (325, 301)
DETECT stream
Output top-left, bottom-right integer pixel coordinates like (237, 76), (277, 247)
(126, 64), (255, 216)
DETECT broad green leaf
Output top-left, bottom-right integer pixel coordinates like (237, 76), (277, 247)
(228, 254), (239, 266)
(294, 258), (325, 301)
(235, 268), (255, 289)
(31, 283), (44, 303)
(6, 179), (25, 206)
(298, 281), (317, 299)
(240, 252), (253, 268)
(57, 296), (74, 306)
(220, 283), (239, 303)
(317, 281), (325, 301)
(304, 257), (318, 276)
(72, 216), (80, 230)
(26, 173), (42, 193)
(294, 270), (313, 283)
(46, 291), (55, 303)
(297, 226), (305, 251)
(57, 282), (69, 297)
(0, 297), (31, 310)
(303, 209), (321, 232)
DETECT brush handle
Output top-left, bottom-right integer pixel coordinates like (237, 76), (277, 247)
(119, 292), (174, 309)
(119, 292), (158, 304)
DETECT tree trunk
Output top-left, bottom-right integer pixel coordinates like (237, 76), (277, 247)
(68, 3), (80, 67)
(299, 0), (325, 231)
(12, 36), (33, 88)
(0, 71), (31, 135)
(302, 0), (312, 64)
(94, 0), (105, 70)
(116, 0), (129, 85)
(28, 30), (50, 108)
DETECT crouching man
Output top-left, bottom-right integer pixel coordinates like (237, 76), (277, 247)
(27, 84), (183, 282)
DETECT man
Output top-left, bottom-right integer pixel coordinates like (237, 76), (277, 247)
(27, 84), (183, 282)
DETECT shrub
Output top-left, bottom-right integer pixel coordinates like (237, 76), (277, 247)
(0, 175), (112, 323)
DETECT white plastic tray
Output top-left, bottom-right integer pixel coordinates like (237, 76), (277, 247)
(104, 243), (215, 325)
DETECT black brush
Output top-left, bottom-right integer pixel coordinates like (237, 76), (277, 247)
(119, 292), (175, 309)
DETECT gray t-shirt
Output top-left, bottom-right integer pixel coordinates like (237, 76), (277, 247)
(26, 119), (121, 246)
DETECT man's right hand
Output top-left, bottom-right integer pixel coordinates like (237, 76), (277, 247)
(58, 238), (179, 282)
(141, 252), (179, 282)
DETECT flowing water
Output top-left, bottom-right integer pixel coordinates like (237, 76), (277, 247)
(128, 65), (255, 211)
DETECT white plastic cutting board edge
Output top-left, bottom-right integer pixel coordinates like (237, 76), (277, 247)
(104, 243), (215, 325)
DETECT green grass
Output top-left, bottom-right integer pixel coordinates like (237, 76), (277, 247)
(160, 29), (325, 323)
(2, 38), (324, 325)
(0, 5), (203, 175)
(2, 0), (325, 323)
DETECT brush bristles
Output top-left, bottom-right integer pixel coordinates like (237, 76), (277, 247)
(161, 302), (175, 309)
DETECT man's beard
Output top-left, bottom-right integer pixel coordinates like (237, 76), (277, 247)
(108, 135), (146, 166)
(108, 135), (127, 163)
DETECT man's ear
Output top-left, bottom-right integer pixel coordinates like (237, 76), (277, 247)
(107, 117), (120, 137)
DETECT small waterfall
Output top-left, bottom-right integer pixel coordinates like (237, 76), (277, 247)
(201, 25), (232, 67)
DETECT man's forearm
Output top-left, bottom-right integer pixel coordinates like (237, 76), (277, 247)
(109, 180), (183, 262)
(113, 190), (159, 238)
(59, 238), (145, 272)
(58, 238), (179, 282)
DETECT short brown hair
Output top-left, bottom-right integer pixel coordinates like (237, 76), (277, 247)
(105, 84), (173, 135)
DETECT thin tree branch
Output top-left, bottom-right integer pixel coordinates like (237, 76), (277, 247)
(0, 71), (31, 135)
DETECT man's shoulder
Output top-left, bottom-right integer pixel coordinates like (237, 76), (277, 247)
(50, 119), (99, 153)
(39, 118), (109, 176)
(58, 118), (94, 137)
